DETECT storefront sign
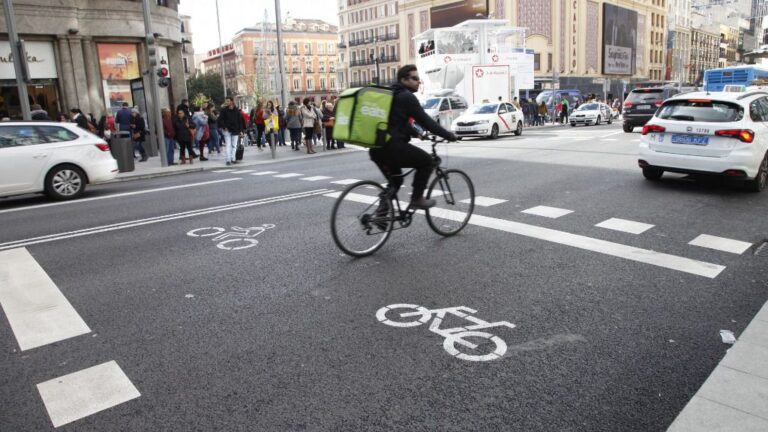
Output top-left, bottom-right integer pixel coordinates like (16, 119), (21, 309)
(0, 41), (57, 80)
(97, 43), (140, 80)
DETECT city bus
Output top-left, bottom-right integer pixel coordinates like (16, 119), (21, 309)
(703, 66), (768, 91)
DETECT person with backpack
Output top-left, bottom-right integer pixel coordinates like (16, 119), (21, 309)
(218, 96), (245, 165)
(300, 98), (317, 154)
(191, 105), (209, 161)
(285, 101), (302, 151)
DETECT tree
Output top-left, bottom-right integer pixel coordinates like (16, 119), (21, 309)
(186, 72), (226, 106)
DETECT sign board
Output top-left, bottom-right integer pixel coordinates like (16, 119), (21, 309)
(471, 65), (510, 104)
(507, 53), (535, 89)
(602, 4), (637, 75)
(0, 41), (57, 80)
(97, 43), (140, 80)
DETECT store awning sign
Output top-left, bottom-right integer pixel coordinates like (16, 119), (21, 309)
(0, 41), (57, 80)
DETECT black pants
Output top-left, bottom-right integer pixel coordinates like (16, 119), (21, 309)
(369, 141), (433, 198)
(255, 124), (265, 147)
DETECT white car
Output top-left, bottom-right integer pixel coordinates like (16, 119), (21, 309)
(451, 102), (524, 139)
(0, 122), (119, 200)
(638, 91), (768, 192)
(570, 102), (613, 126)
(421, 95), (469, 129)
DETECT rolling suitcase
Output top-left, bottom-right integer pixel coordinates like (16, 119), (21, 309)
(235, 136), (244, 161)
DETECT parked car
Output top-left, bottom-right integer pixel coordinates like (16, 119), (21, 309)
(450, 102), (524, 139)
(638, 91), (768, 192)
(622, 86), (695, 132)
(0, 122), (119, 200)
(570, 102), (613, 126)
(421, 95), (468, 129)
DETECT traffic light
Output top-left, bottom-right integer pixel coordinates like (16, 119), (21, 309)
(157, 66), (170, 88)
(146, 33), (157, 67)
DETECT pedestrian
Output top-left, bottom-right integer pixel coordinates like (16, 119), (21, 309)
(218, 96), (246, 165)
(176, 99), (190, 119)
(264, 106), (278, 147)
(97, 112), (115, 141)
(250, 101), (266, 149)
(191, 105), (209, 161)
(56, 112), (68, 123)
(161, 108), (176, 165)
(30, 104), (49, 120)
(129, 108), (148, 162)
(560, 97), (570, 124)
(264, 101), (276, 147)
(538, 101), (548, 124)
(276, 104), (287, 146)
(173, 108), (194, 164)
(205, 103), (221, 155)
(521, 99), (530, 126)
(70, 108), (93, 132)
(311, 101), (324, 149)
(513, 97), (521, 110)
(300, 98), (317, 154)
(286, 101), (302, 151)
(115, 102), (132, 133)
(321, 100), (336, 149)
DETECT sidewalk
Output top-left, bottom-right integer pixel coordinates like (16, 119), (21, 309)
(109, 145), (361, 183)
(667, 299), (768, 431)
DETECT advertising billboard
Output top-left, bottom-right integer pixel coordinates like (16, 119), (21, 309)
(430, 0), (487, 28)
(602, 4), (637, 75)
(97, 43), (140, 81)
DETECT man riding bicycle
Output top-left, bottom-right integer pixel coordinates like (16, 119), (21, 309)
(371, 64), (458, 210)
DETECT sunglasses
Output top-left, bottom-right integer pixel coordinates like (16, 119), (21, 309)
(407, 75), (421, 82)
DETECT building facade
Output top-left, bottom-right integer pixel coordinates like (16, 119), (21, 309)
(667, 0), (692, 83)
(0, 0), (188, 120)
(201, 43), (238, 95)
(689, 27), (720, 83)
(180, 14), (196, 80)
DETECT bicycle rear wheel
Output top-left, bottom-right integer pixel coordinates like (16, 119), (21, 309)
(330, 180), (394, 257)
(425, 169), (475, 236)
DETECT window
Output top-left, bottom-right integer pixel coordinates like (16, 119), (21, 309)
(331, 77), (336, 89)
(183, 58), (189, 74)
(304, 43), (312, 55)
(307, 78), (314, 90)
(37, 126), (79, 143)
(449, 98), (467, 110)
(293, 79), (300, 90)
(318, 43), (325, 55)
(506, 103), (516, 112)
(0, 126), (47, 147)
(291, 43), (298, 55)
(498, 104), (508, 113)
(439, 99), (449, 111)
(320, 78), (326, 90)
(534, 53), (541, 71)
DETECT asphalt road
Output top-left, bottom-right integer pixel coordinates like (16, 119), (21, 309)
(1, 123), (767, 431)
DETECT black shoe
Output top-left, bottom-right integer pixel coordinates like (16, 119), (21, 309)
(139, 156), (148, 162)
(409, 196), (436, 209)
(373, 200), (390, 230)
(200, 156), (209, 161)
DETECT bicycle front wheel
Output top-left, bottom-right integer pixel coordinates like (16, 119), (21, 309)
(425, 169), (475, 236)
(330, 180), (394, 257)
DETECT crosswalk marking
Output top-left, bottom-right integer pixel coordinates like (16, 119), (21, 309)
(595, 218), (654, 235)
(300, 176), (333, 181)
(466, 196), (508, 207)
(250, 171), (278, 176)
(689, 234), (752, 255)
(211, 169), (235, 173)
(324, 192), (725, 278)
(0, 248), (91, 351)
(37, 361), (140, 428)
(521, 205), (574, 219)
(229, 170), (254, 174)
(274, 173), (303, 178)
(331, 178), (361, 185)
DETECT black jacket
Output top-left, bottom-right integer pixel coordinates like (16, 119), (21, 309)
(74, 114), (90, 132)
(218, 106), (245, 133)
(173, 116), (192, 143)
(130, 116), (146, 142)
(388, 84), (453, 143)
(176, 103), (190, 119)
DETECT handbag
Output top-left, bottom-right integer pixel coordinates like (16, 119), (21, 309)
(131, 131), (141, 140)
(313, 118), (322, 134)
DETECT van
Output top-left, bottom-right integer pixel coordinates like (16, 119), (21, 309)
(535, 89), (583, 110)
(420, 95), (469, 129)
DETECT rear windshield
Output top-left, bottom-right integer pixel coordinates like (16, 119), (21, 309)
(627, 89), (663, 103)
(656, 100), (744, 122)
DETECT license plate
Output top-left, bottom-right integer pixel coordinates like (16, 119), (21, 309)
(636, 104), (651, 110)
(671, 134), (709, 145)
(456, 127), (473, 131)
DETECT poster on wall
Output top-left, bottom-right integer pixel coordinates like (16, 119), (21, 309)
(102, 81), (133, 114)
(602, 4), (637, 75)
(97, 43), (140, 80)
(430, 0), (487, 28)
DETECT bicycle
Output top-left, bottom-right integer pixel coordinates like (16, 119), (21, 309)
(330, 137), (475, 257)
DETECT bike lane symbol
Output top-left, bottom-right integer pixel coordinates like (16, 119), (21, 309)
(376, 304), (516, 362)
(187, 224), (275, 250)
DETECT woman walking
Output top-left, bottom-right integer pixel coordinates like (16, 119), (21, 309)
(173, 108), (195, 164)
(321, 101), (335, 150)
(129, 109), (148, 162)
(276, 105), (287, 146)
(205, 103), (221, 156)
(161, 108), (176, 165)
(250, 102), (265, 149)
(286, 101), (302, 151)
(300, 98), (317, 154)
(191, 105), (209, 161)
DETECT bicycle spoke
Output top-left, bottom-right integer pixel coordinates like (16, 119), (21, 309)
(331, 181), (394, 257)
(426, 169), (475, 236)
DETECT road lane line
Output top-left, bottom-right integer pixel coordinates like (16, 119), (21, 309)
(467, 196), (507, 207)
(331, 179), (361, 185)
(251, 171), (279, 175)
(689, 234), (752, 255)
(595, 218), (654, 235)
(300, 176), (333, 181)
(0, 248), (91, 351)
(601, 131), (623, 138)
(37, 361), (140, 428)
(273, 173), (303, 178)
(0, 189), (331, 251)
(0, 178), (243, 215)
(324, 192), (725, 278)
(229, 170), (254, 174)
(522, 205), (574, 219)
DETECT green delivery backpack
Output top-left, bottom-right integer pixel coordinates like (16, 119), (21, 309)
(332, 86), (393, 148)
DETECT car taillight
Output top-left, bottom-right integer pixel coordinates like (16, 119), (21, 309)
(655, 99), (663, 107)
(623, 101), (633, 107)
(715, 129), (754, 143)
(641, 124), (666, 135)
(95, 143), (110, 151)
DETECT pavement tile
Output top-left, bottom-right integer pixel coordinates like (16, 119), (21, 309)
(696, 366), (768, 420)
(720, 342), (768, 380)
(738, 319), (768, 349)
(667, 396), (768, 432)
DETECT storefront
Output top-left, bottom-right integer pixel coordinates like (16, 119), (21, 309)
(0, 40), (60, 119)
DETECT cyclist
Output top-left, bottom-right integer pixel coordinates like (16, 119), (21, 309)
(371, 64), (458, 210)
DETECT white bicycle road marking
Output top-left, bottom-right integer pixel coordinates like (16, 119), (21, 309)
(187, 224), (275, 250)
(376, 304), (516, 362)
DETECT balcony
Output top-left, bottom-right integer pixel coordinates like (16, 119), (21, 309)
(379, 54), (399, 64)
(349, 59), (370, 67)
(337, 42), (347, 48)
(306, 68), (314, 73)
(378, 33), (399, 42)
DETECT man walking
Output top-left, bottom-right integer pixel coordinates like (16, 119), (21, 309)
(115, 102), (132, 133)
(218, 97), (245, 166)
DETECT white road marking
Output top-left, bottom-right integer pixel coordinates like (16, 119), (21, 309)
(300, 176), (333, 181)
(601, 131), (624, 138)
(250, 171), (279, 175)
(331, 178), (361, 185)
(601, 138), (618, 141)
(324, 192), (725, 278)
(273, 173), (303, 178)
(595, 218), (655, 235)
(0, 189), (330, 251)
(37, 361), (140, 428)
(0, 248), (90, 351)
(466, 196), (508, 207)
(211, 169), (235, 173)
(0, 178), (242, 215)
(229, 170), (254, 174)
(521, 205), (574, 219)
(689, 234), (752, 255)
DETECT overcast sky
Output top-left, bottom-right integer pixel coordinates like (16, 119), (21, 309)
(179, 0), (340, 54)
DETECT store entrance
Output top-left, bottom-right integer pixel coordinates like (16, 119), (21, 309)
(0, 80), (60, 120)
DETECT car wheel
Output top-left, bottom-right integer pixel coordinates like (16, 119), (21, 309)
(45, 164), (86, 200)
(514, 121), (523, 136)
(570, 123), (576, 127)
(607, 115), (613, 125)
(489, 124), (499, 139)
(642, 167), (663, 181)
(596, 116), (601, 126)
(456, 137), (463, 141)
(623, 124), (634, 133)
(746, 152), (768, 192)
